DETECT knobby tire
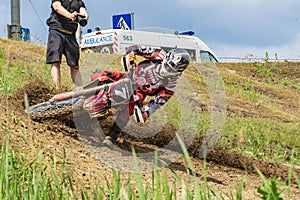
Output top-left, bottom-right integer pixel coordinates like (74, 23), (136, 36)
(28, 98), (85, 121)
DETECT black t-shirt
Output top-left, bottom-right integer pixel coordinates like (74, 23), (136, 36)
(46, 0), (86, 34)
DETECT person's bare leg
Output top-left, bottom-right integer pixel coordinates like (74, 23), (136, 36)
(70, 65), (82, 87)
(51, 62), (61, 89)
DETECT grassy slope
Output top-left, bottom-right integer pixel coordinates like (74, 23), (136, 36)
(0, 37), (299, 164)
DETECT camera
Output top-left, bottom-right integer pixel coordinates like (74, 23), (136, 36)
(75, 14), (87, 27)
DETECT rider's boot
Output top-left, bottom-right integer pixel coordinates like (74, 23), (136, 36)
(102, 130), (119, 147)
(102, 107), (130, 148)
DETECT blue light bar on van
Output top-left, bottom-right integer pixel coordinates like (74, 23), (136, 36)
(179, 31), (195, 36)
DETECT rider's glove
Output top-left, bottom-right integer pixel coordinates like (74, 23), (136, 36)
(128, 51), (135, 62)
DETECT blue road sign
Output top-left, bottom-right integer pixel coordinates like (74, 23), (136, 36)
(20, 27), (30, 42)
(112, 13), (134, 30)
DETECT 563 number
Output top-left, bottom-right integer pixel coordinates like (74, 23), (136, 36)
(123, 35), (133, 41)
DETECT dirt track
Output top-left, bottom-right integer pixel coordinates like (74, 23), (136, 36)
(1, 79), (299, 199)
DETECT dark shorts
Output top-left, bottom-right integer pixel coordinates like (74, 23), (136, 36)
(46, 29), (79, 66)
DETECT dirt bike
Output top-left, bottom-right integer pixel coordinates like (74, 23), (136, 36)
(25, 55), (145, 122)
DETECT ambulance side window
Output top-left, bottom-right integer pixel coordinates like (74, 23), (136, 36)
(200, 51), (218, 63)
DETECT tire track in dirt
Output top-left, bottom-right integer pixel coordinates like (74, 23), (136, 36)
(1, 79), (299, 199)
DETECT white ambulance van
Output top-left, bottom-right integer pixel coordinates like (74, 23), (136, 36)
(79, 29), (218, 63)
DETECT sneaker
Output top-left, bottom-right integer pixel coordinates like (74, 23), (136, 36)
(102, 136), (114, 148)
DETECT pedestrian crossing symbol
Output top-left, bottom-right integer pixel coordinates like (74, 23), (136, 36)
(112, 13), (134, 30)
(117, 17), (130, 30)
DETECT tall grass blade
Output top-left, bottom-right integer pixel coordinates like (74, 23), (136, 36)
(132, 146), (146, 200)
(176, 133), (202, 199)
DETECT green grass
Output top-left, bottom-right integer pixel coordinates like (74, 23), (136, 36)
(275, 79), (300, 90)
(0, 104), (299, 200)
(219, 116), (300, 165)
(0, 134), (85, 199)
(223, 77), (266, 102)
(256, 149), (299, 200)
(0, 60), (50, 94)
(1, 40), (300, 199)
(1, 127), (299, 199)
(160, 96), (300, 165)
(251, 56), (300, 90)
(3, 49), (299, 165)
(0, 48), (73, 93)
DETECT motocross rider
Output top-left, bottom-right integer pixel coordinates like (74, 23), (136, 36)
(90, 45), (190, 147)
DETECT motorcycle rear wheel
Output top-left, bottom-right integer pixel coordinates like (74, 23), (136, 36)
(26, 98), (84, 121)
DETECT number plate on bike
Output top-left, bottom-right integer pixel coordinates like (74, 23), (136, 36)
(110, 79), (133, 105)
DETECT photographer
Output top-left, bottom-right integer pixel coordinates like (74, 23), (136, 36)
(46, 0), (89, 89)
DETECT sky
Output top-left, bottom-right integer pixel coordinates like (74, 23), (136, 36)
(1, 0), (300, 61)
